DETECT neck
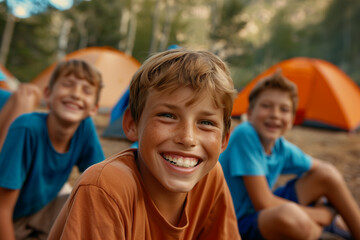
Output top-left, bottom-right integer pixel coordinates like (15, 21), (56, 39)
(47, 114), (80, 153)
(136, 155), (187, 226)
(261, 138), (275, 155)
(155, 189), (187, 226)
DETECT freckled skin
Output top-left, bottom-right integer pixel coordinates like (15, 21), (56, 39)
(126, 86), (229, 194)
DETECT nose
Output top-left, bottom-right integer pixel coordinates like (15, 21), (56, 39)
(174, 121), (197, 148)
(70, 84), (82, 99)
(270, 106), (280, 118)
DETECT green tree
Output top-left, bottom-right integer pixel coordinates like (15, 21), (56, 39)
(1, 11), (57, 82)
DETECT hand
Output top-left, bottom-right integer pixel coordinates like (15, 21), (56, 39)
(13, 83), (42, 112)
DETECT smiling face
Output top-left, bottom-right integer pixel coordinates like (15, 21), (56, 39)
(45, 73), (99, 125)
(124, 86), (229, 194)
(247, 88), (294, 153)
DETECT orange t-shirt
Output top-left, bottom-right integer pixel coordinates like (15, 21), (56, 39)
(49, 149), (240, 240)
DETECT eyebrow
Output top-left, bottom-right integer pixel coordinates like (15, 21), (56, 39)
(156, 103), (219, 117)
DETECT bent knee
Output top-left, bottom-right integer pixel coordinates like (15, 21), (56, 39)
(314, 162), (344, 186)
(260, 203), (316, 239)
(276, 203), (311, 227)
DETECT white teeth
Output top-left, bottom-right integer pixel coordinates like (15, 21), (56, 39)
(163, 154), (198, 168)
(65, 102), (80, 109)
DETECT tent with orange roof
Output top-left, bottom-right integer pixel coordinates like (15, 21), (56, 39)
(232, 57), (360, 131)
(31, 46), (141, 112)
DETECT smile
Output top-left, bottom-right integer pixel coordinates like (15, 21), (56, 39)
(264, 122), (280, 129)
(162, 153), (199, 168)
(63, 101), (83, 110)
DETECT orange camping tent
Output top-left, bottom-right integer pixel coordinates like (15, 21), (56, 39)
(31, 46), (141, 111)
(232, 57), (360, 131)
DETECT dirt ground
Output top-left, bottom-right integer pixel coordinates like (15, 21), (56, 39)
(86, 114), (360, 208)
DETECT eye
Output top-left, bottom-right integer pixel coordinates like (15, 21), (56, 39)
(199, 120), (214, 126)
(281, 107), (291, 113)
(62, 80), (73, 87)
(83, 86), (94, 95)
(260, 103), (270, 108)
(158, 112), (176, 119)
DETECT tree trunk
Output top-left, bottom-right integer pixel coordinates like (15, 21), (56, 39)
(0, 14), (16, 66)
(125, 0), (141, 56)
(57, 19), (73, 60)
(159, 0), (175, 51)
(118, 8), (130, 51)
(149, 0), (162, 54)
(209, 0), (224, 52)
(76, 14), (88, 49)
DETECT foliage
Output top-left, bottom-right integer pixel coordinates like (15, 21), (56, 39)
(227, 0), (360, 89)
(1, 10), (56, 82)
(0, 0), (359, 88)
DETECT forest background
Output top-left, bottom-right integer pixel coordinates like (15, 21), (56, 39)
(0, 0), (359, 91)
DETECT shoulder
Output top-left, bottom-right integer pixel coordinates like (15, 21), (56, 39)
(275, 136), (302, 154)
(232, 121), (253, 135)
(75, 149), (141, 202)
(77, 117), (96, 130)
(230, 121), (259, 142)
(222, 121), (262, 156)
(75, 117), (97, 136)
(10, 112), (47, 130)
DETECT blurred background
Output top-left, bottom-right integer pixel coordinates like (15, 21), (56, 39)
(0, 0), (359, 90)
(1, 0), (360, 213)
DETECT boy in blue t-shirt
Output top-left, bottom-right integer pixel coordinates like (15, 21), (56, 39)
(220, 71), (360, 239)
(0, 60), (105, 240)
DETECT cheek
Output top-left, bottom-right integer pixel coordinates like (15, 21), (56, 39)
(139, 121), (167, 142)
(202, 132), (223, 154)
(249, 109), (265, 122)
(86, 96), (97, 106)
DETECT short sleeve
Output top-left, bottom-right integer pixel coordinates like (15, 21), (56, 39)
(0, 121), (33, 189)
(226, 122), (267, 177)
(50, 185), (125, 240)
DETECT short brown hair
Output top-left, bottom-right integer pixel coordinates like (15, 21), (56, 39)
(129, 49), (236, 136)
(248, 70), (298, 114)
(49, 59), (103, 104)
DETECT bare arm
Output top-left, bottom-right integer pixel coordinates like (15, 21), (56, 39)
(243, 175), (333, 226)
(0, 83), (41, 150)
(0, 187), (20, 240)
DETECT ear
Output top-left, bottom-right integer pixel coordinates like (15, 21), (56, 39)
(43, 87), (51, 108)
(122, 108), (138, 142)
(88, 103), (99, 117)
(220, 131), (230, 153)
(246, 107), (252, 120)
(289, 114), (295, 128)
(43, 86), (50, 99)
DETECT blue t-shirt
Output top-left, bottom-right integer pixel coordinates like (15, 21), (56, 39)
(0, 112), (105, 220)
(219, 121), (312, 219)
(0, 88), (11, 110)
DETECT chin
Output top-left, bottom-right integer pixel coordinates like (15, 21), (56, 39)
(61, 113), (85, 122)
(164, 180), (197, 193)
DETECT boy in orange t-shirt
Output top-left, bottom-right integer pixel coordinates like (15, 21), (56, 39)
(49, 49), (241, 240)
